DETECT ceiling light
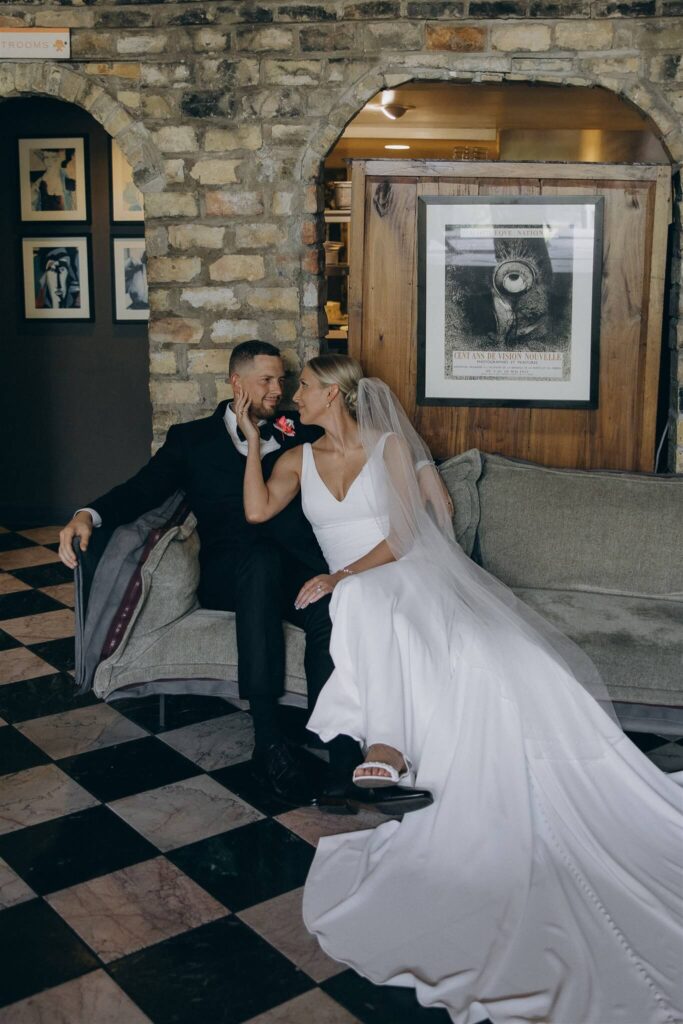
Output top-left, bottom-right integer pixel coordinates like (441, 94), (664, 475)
(385, 144), (410, 150)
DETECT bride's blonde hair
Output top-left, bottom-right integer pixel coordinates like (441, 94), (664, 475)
(306, 354), (364, 420)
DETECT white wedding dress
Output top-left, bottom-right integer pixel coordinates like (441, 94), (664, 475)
(300, 438), (683, 1024)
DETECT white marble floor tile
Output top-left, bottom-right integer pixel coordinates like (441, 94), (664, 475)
(109, 773), (263, 852)
(0, 856), (35, 909)
(0, 648), (55, 685)
(0, 574), (30, 596)
(16, 703), (147, 760)
(40, 584), (75, 608)
(239, 887), (344, 983)
(17, 526), (62, 545)
(0, 609), (75, 644)
(275, 805), (393, 847)
(0, 764), (98, 836)
(243, 989), (362, 1024)
(159, 711), (254, 770)
(0, 548), (60, 571)
(47, 856), (228, 963)
(0, 969), (152, 1024)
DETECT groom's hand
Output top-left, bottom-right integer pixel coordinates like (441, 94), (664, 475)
(295, 573), (340, 610)
(58, 511), (93, 569)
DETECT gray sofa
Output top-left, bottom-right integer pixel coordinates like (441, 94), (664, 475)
(81, 451), (683, 734)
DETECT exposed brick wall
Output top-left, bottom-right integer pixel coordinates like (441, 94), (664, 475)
(1, 0), (682, 469)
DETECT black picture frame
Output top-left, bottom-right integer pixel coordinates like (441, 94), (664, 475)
(111, 235), (149, 323)
(109, 138), (144, 224)
(417, 195), (604, 409)
(21, 235), (94, 322)
(18, 135), (90, 224)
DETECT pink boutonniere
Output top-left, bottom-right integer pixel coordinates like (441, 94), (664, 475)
(274, 415), (296, 438)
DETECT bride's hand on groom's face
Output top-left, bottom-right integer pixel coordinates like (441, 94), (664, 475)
(295, 573), (339, 610)
(233, 383), (259, 442)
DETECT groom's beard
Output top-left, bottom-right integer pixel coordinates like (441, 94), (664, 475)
(249, 399), (280, 421)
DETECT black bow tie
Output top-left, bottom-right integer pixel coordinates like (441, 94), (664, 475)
(236, 420), (275, 444)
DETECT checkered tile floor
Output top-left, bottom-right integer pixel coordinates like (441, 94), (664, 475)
(1, 525), (682, 1023)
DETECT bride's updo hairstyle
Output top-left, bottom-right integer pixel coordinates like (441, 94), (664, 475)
(306, 354), (364, 420)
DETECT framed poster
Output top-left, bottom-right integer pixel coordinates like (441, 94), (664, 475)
(22, 237), (92, 320)
(112, 237), (149, 321)
(18, 137), (88, 222)
(110, 140), (144, 222)
(417, 196), (604, 408)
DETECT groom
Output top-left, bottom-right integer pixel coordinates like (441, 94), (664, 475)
(60, 341), (356, 806)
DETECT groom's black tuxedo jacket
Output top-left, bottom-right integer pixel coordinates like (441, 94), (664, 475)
(88, 401), (326, 574)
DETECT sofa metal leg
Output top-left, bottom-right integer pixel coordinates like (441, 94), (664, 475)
(159, 694), (166, 730)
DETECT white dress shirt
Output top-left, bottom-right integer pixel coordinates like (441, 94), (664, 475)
(79, 404), (282, 528)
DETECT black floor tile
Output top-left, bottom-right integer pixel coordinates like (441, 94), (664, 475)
(168, 818), (314, 913)
(211, 746), (327, 819)
(0, 726), (50, 775)
(26, 637), (75, 674)
(0, 805), (157, 896)
(211, 760), (291, 818)
(322, 971), (459, 1024)
(0, 627), (22, 652)
(647, 742), (683, 773)
(0, 589), (63, 621)
(110, 915), (314, 1024)
(112, 692), (239, 735)
(58, 736), (201, 803)
(625, 731), (671, 754)
(0, 534), (35, 553)
(0, 898), (99, 1008)
(12, 562), (74, 588)
(0, 673), (97, 724)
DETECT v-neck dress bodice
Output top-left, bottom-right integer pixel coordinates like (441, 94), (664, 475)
(301, 442), (389, 573)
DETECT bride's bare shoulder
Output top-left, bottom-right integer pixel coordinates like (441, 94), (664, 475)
(276, 446), (304, 474)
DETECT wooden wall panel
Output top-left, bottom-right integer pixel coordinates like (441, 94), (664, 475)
(348, 160), (671, 472)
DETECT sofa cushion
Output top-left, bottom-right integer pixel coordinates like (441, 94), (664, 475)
(514, 587), (683, 705)
(437, 449), (483, 556)
(94, 608), (307, 702)
(478, 455), (683, 599)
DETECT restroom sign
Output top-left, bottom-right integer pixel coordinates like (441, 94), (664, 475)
(0, 29), (71, 60)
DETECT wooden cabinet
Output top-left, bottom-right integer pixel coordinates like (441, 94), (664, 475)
(348, 159), (671, 471)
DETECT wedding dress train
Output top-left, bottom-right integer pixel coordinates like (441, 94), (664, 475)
(300, 438), (683, 1024)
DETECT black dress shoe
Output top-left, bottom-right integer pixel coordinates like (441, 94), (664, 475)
(317, 780), (433, 816)
(250, 741), (318, 807)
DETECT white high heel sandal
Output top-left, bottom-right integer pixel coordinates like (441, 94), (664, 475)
(353, 753), (413, 789)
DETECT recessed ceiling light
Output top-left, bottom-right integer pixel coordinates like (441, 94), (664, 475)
(385, 144), (410, 150)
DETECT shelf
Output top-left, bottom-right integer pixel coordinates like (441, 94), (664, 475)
(324, 209), (351, 224)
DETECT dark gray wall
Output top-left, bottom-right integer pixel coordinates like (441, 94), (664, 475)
(0, 96), (152, 526)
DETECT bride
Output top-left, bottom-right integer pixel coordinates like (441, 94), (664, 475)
(235, 354), (683, 1024)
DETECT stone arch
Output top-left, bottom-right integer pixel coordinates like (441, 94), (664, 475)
(300, 59), (681, 470)
(0, 61), (165, 192)
(301, 61), (681, 180)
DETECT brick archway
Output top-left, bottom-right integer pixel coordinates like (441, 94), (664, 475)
(300, 62), (680, 471)
(0, 61), (165, 193)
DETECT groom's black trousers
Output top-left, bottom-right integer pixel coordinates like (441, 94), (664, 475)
(198, 539), (334, 716)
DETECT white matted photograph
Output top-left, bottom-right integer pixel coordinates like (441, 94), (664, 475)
(112, 237), (149, 321)
(111, 140), (144, 222)
(417, 196), (604, 408)
(18, 137), (88, 222)
(22, 237), (91, 320)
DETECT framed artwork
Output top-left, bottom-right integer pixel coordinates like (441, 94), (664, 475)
(18, 137), (88, 222)
(22, 237), (92, 320)
(110, 140), (144, 222)
(417, 196), (604, 408)
(112, 237), (149, 321)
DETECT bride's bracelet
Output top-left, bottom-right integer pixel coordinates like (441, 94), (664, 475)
(339, 567), (354, 577)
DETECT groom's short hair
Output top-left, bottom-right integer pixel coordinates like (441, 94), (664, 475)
(229, 340), (281, 375)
